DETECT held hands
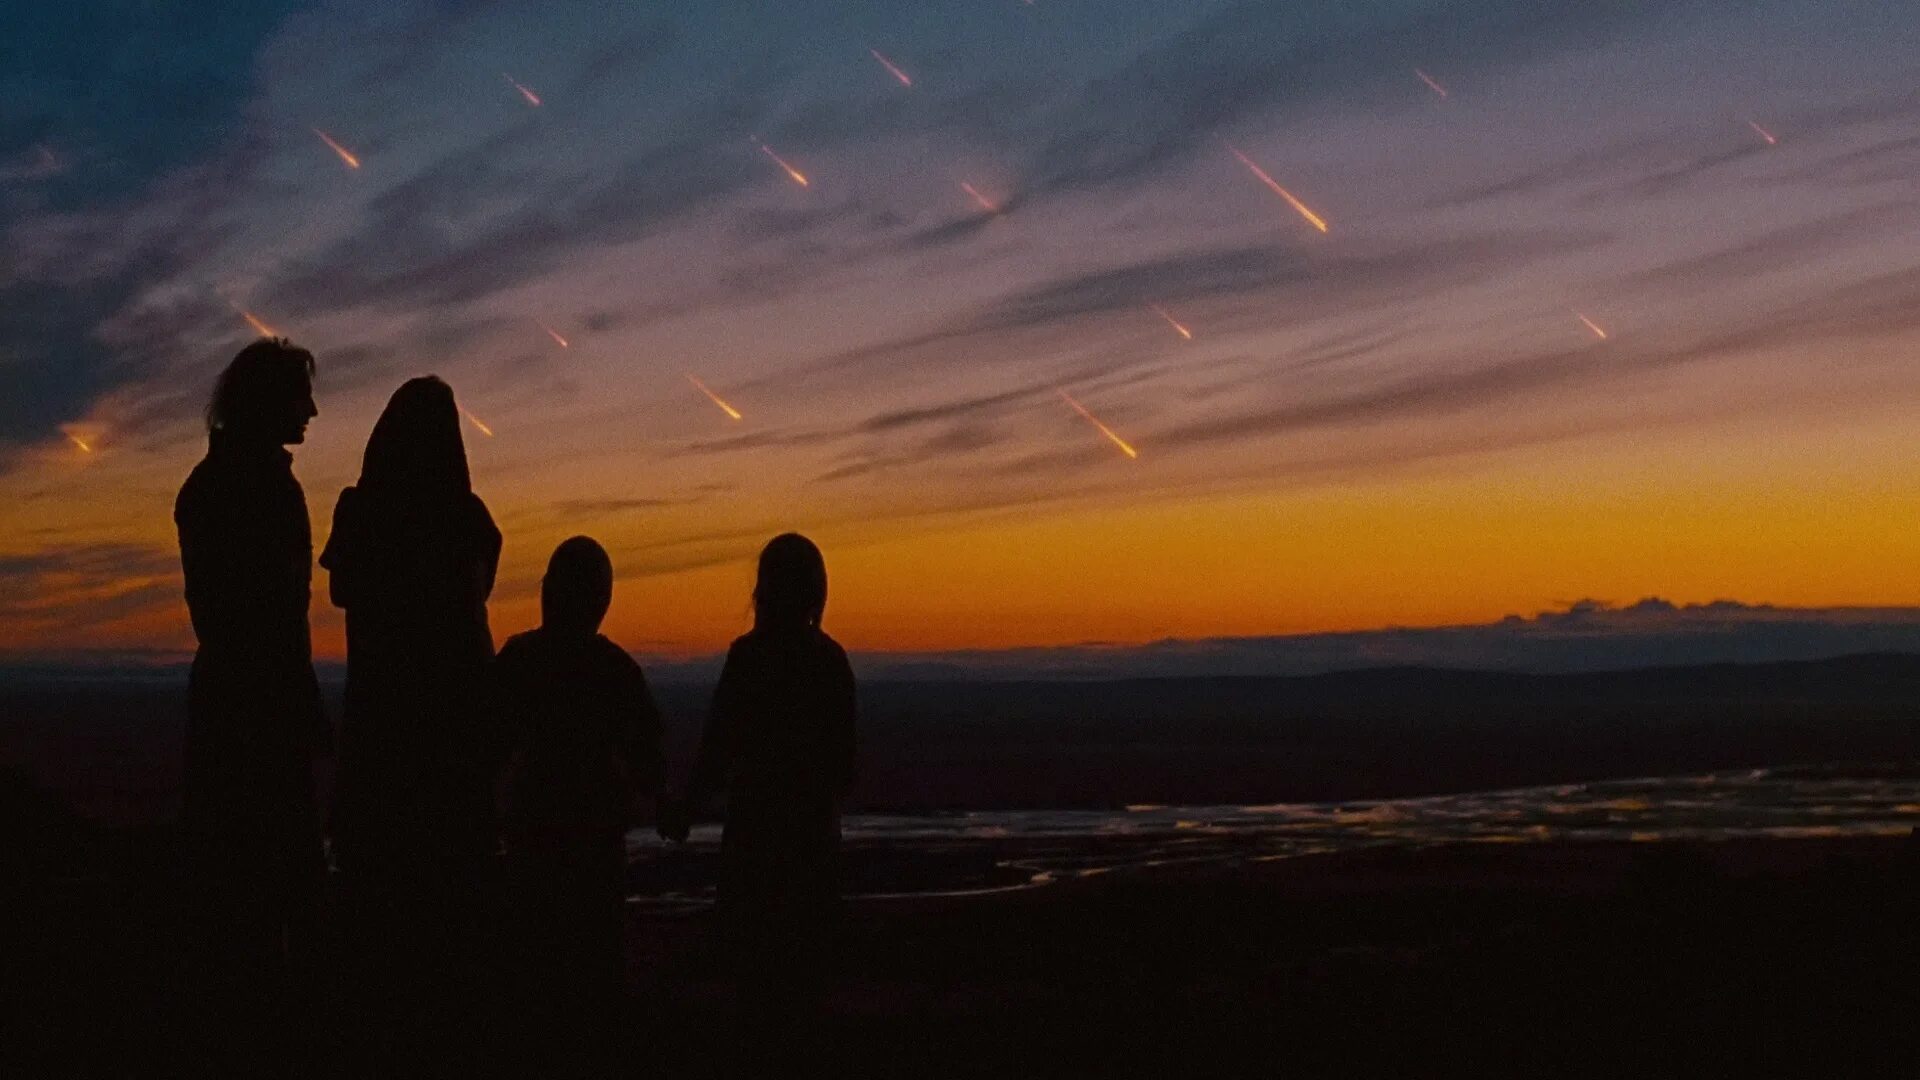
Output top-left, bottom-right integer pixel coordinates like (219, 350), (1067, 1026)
(656, 794), (692, 844)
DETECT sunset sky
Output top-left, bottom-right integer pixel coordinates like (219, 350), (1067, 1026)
(4, 0), (1920, 666)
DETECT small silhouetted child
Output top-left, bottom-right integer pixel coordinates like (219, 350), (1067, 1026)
(659, 532), (856, 1046)
(494, 536), (662, 1016)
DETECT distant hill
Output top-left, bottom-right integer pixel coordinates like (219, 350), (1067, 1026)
(5, 653), (1920, 820)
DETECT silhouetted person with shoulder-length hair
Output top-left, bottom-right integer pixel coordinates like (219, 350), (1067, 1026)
(172, 337), (325, 1059)
(660, 532), (857, 1052)
(495, 536), (663, 1063)
(318, 376), (500, 1067)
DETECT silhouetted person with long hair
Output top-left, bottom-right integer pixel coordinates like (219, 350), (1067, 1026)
(318, 375), (500, 1067)
(660, 532), (857, 1054)
(172, 337), (325, 1063)
(495, 536), (663, 1066)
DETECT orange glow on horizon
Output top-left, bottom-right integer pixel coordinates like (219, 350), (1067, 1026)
(1058, 390), (1138, 459)
(687, 374), (744, 420)
(1224, 143), (1328, 232)
(869, 49), (913, 87)
(311, 128), (360, 169)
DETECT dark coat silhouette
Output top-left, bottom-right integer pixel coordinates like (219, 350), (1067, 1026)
(174, 435), (327, 908)
(687, 626), (857, 916)
(320, 483), (501, 862)
(495, 624), (662, 1020)
(496, 626), (664, 842)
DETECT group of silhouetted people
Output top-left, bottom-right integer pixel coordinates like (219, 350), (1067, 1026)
(173, 339), (856, 1072)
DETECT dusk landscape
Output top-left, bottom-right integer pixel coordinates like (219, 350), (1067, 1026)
(5, 1), (1920, 1075)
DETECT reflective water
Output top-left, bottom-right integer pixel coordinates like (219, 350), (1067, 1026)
(625, 768), (1920, 906)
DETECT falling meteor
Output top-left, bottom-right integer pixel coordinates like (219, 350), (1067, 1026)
(869, 49), (913, 87)
(687, 375), (743, 420)
(1414, 68), (1449, 99)
(1574, 311), (1609, 340)
(65, 432), (93, 454)
(1147, 303), (1193, 340)
(459, 406), (494, 438)
(1224, 143), (1328, 233)
(537, 321), (570, 348)
(755, 140), (810, 187)
(312, 128), (361, 169)
(504, 74), (542, 107)
(1058, 391), (1138, 460)
(239, 310), (277, 337)
(1747, 119), (1778, 146)
(959, 181), (1000, 214)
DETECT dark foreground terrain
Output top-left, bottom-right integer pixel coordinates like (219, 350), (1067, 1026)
(9, 828), (1919, 1077)
(11, 652), (1920, 822)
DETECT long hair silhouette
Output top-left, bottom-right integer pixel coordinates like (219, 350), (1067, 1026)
(752, 532), (828, 630)
(357, 375), (471, 493)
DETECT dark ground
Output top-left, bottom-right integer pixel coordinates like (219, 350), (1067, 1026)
(11, 653), (1920, 823)
(8, 655), (1920, 1075)
(8, 827), (1920, 1077)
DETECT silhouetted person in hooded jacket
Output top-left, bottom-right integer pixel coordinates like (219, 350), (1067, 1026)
(660, 532), (857, 1044)
(321, 376), (502, 868)
(495, 536), (662, 1059)
(318, 376), (499, 1069)
(172, 337), (325, 1056)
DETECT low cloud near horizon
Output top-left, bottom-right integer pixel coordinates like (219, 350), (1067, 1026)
(833, 598), (1920, 681)
(13, 598), (1920, 684)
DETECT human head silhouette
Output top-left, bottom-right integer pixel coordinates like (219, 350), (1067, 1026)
(752, 532), (827, 631)
(206, 337), (316, 447)
(359, 376), (471, 493)
(542, 536), (613, 636)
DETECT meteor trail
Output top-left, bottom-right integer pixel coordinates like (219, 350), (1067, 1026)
(1747, 119), (1778, 145)
(1058, 391), (1138, 459)
(869, 49), (913, 87)
(312, 128), (360, 169)
(1414, 68), (1449, 99)
(65, 432), (93, 454)
(1224, 143), (1328, 233)
(459, 406), (494, 438)
(239, 310), (276, 337)
(1574, 311), (1609, 340)
(687, 375), (743, 420)
(505, 74), (542, 107)
(960, 181), (1000, 214)
(1147, 303), (1193, 340)
(537, 321), (570, 348)
(755, 140), (810, 187)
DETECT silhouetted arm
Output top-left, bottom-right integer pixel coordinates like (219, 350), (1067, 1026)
(317, 490), (360, 611)
(619, 661), (666, 798)
(685, 642), (745, 811)
(489, 639), (532, 821)
(829, 645), (858, 798)
(469, 496), (502, 602)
